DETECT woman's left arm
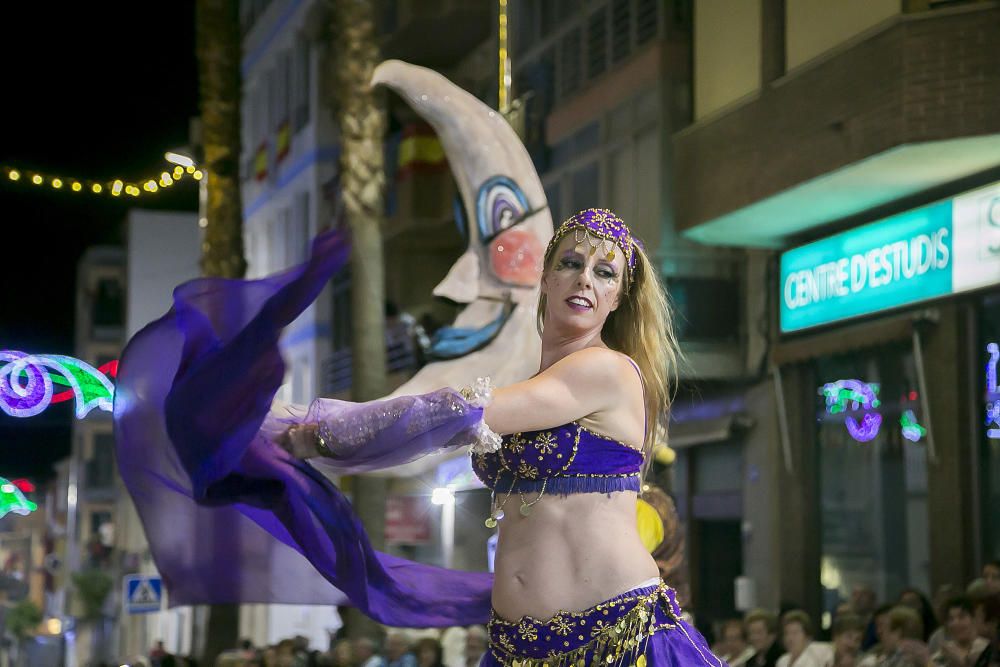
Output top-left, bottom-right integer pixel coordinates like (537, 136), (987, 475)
(483, 347), (630, 435)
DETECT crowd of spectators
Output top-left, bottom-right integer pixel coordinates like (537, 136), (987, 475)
(710, 561), (1000, 667)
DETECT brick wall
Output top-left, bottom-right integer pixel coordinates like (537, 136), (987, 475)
(674, 4), (1000, 233)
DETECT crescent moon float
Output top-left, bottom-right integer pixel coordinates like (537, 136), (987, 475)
(366, 60), (555, 477)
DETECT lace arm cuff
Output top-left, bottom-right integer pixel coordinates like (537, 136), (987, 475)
(460, 377), (501, 454)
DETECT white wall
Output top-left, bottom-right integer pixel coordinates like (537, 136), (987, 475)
(125, 209), (201, 338)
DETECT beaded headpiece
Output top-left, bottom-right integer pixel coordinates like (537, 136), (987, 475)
(545, 208), (638, 281)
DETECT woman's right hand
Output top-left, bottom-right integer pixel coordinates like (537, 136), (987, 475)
(276, 424), (322, 459)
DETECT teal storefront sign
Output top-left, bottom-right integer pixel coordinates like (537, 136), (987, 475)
(780, 180), (1000, 333)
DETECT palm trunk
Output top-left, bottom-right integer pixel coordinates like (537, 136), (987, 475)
(328, 0), (388, 638)
(197, 0), (246, 280)
(195, 0), (244, 662)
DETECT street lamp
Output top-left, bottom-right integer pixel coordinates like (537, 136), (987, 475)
(164, 151), (196, 168)
(431, 486), (456, 568)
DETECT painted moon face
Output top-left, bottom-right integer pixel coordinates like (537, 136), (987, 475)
(476, 176), (543, 287)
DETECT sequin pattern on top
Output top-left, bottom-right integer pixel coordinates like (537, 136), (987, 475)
(471, 422), (644, 496)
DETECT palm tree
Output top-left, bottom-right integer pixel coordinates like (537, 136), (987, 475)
(327, 0), (389, 637)
(195, 0), (244, 662)
(197, 0), (246, 280)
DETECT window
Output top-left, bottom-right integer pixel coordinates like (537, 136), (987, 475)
(269, 211), (288, 272)
(331, 268), (352, 351)
(86, 433), (116, 491)
(293, 37), (311, 131)
(570, 161), (599, 214)
(815, 347), (930, 613)
(980, 296), (1000, 562)
(587, 8), (608, 80)
(558, 28), (581, 100)
(611, 0), (633, 64)
(515, 0), (538, 53)
(635, 0), (660, 45)
(278, 50), (292, 128)
(91, 277), (123, 339)
(667, 277), (740, 342)
(286, 193), (310, 267)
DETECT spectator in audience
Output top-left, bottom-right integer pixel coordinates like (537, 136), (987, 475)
(881, 605), (929, 667)
(972, 592), (1000, 667)
(463, 626), (487, 667)
(900, 588), (940, 642)
(777, 610), (833, 667)
(414, 638), (446, 667)
(984, 563), (1000, 593)
(832, 613), (865, 667)
(851, 587), (879, 651)
(385, 633), (417, 667)
(860, 604), (897, 667)
(932, 596), (989, 667)
(438, 627), (466, 667)
(717, 619), (755, 667)
(746, 610), (785, 667)
(328, 639), (354, 667)
(353, 638), (386, 667)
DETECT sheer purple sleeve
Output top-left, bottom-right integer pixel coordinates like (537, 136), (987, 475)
(114, 227), (494, 626)
(261, 377), (501, 475)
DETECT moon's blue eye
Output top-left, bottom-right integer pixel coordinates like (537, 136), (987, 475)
(475, 176), (528, 244)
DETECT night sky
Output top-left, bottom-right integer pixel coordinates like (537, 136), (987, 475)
(1, 4), (200, 480)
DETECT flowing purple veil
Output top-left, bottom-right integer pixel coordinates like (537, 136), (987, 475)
(114, 228), (493, 625)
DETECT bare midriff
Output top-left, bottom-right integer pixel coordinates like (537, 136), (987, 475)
(491, 488), (659, 622)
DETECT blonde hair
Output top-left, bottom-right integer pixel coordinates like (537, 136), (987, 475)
(536, 231), (681, 471)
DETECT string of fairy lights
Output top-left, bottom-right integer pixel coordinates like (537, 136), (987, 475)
(1, 151), (204, 199)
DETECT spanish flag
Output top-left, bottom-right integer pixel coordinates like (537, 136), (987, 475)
(396, 122), (447, 178)
(276, 120), (290, 163)
(254, 141), (268, 181)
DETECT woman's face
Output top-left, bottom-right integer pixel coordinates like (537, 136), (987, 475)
(835, 629), (863, 656)
(900, 591), (922, 611)
(947, 607), (974, 644)
(541, 232), (626, 335)
(783, 622), (809, 655)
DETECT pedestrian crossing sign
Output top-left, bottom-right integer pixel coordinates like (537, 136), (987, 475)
(123, 574), (162, 614)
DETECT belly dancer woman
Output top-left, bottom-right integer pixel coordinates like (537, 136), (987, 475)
(279, 208), (719, 667)
(115, 207), (720, 666)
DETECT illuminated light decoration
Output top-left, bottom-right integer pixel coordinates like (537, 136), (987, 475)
(822, 379), (882, 443)
(2, 157), (202, 199)
(11, 479), (35, 493)
(498, 0), (511, 113)
(193, 169), (204, 181)
(821, 379), (881, 414)
(986, 343), (1000, 439)
(165, 151), (195, 168)
(900, 410), (927, 442)
(0, 350), (115, 419)
(0, 476), (37, 519)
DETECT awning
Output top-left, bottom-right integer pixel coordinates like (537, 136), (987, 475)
(669, 413), (755, 448)
(772, 308), (937, 365)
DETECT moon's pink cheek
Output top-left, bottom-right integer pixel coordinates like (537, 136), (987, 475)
(489, 229), (543, 286)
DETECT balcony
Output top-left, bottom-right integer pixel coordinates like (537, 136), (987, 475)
(674, 3), (1000, 247)
(379, 0), (491, 68)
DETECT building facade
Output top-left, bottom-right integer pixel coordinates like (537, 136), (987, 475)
(676, 0), (1000, 627)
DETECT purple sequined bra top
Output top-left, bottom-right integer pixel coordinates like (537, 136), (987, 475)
(471, 422), (644, 496)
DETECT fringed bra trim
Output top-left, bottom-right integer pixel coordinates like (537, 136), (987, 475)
(492, 471), (641, 495)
